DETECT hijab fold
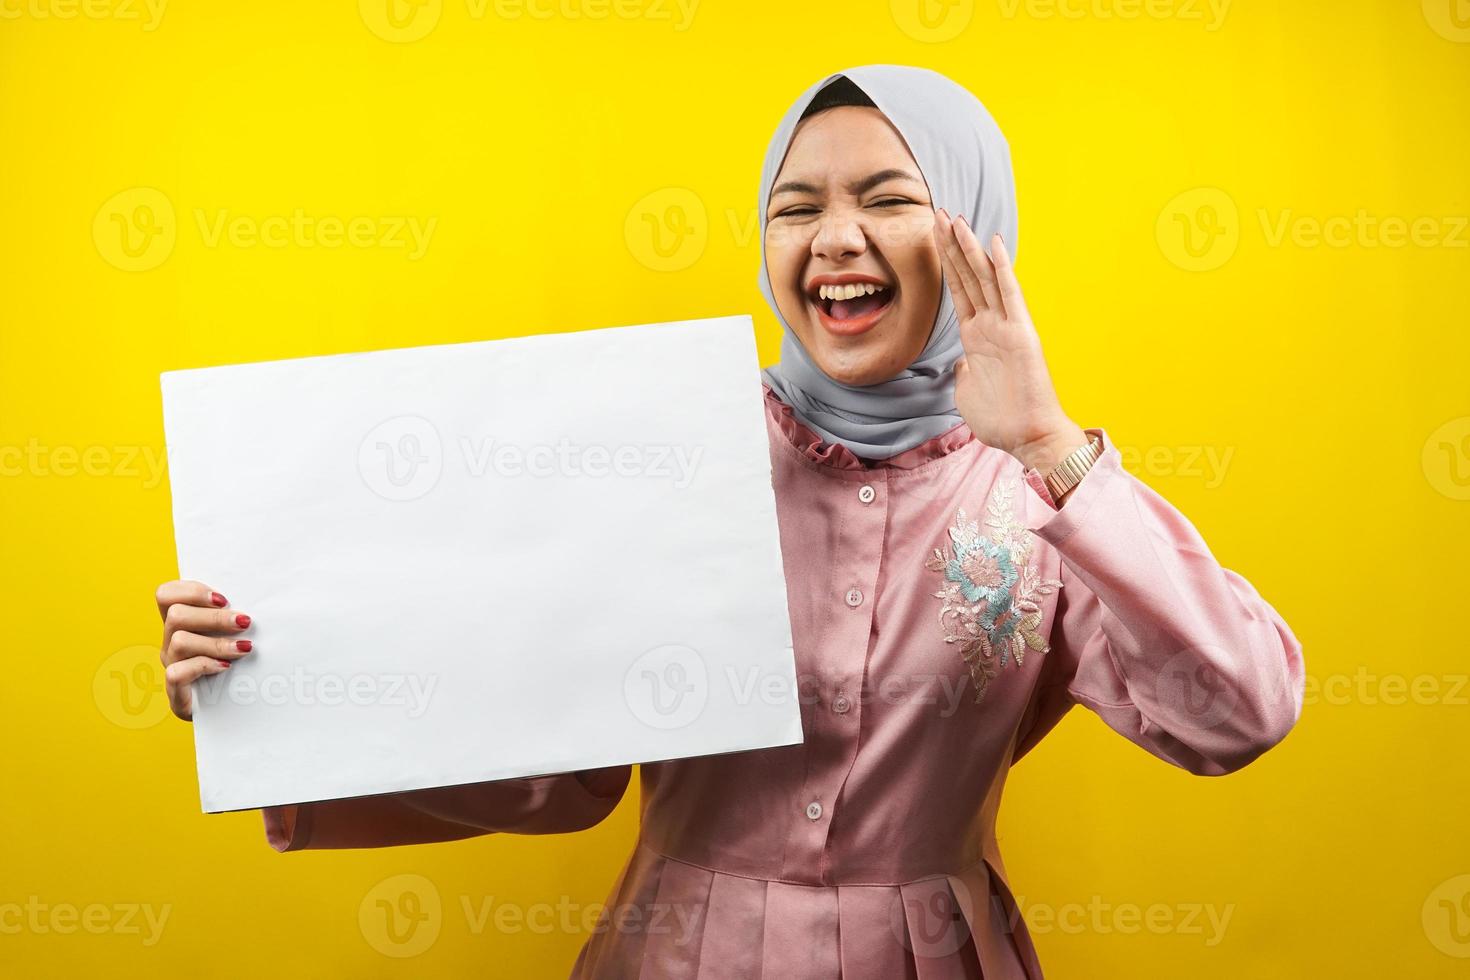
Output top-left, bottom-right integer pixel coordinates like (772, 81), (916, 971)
(757, 65), (1018, 461)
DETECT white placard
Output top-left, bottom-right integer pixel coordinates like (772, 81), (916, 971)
(161, 315), (802, 813)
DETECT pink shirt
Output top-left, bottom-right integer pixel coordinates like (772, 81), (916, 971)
(263, 382), (1305, 979)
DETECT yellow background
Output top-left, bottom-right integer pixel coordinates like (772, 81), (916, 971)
(3, 0), (1468, 975)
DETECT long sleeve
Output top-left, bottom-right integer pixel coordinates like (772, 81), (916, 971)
(262, 765), (631, 852)
(1013, 428), (1305, 776)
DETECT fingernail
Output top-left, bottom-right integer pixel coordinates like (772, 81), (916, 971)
(235, 614), (251, 629)
(210, 592), (228, 607)
(236, 640), (253, 653)
(217, 660), (231, 668)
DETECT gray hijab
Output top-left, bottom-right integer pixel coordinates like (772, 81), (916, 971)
(757, 65), (1018, 461)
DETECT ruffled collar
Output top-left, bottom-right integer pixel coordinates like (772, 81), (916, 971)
(762, 382), (976, 471)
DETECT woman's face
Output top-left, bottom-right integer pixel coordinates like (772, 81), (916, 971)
(764, 106), (943, 387)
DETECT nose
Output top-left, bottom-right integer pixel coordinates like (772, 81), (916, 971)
(811, 208), (868, 263)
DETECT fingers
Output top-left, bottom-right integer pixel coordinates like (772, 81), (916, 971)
(986, 231), (1028, 319)
(164, 654), (234, 689)
(933, 212), (976, 321)
(950, 215), (1005, 316)
(155, 580), (249, 722)
(162, 602), (252, 653)
(162, 628), (254, 667)
(934, 209), (988, 318)
(156, 579), (228, 620)
(164, 656), (233, 721)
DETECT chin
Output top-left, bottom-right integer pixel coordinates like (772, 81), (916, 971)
(810, 347), (906, 387)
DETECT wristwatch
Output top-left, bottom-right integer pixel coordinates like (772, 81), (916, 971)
(1043, 434), (1103, 501)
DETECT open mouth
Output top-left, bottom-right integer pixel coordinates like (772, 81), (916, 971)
(806, 278), (896, 336)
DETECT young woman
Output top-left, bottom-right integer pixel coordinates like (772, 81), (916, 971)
(153, 65), (1305, 978)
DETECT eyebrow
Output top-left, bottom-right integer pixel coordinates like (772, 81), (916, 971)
(770, 168), (925, 198)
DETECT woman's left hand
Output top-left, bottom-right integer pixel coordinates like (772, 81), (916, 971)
(933, 208), (1089, 474)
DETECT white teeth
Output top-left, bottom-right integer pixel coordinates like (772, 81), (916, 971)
(816, 282), (887, 301)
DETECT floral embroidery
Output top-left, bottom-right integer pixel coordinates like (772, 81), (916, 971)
(925, 477), (1063, 703)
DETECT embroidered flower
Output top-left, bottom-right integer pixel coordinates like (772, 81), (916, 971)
(925, 477), (1063, 703)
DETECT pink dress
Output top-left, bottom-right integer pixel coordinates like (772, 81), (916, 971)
(262, 383), (1306, 978)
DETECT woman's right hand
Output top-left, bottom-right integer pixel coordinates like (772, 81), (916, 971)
(155, 580), (255, 721)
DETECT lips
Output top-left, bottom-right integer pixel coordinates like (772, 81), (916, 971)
(805, 273), (896, 337)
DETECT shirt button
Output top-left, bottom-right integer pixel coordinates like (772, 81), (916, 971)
(858, 484), (876, 504)
(805, 801), (823, 821)
(844, 587), (863, 608)
(832, 693), (851, 714)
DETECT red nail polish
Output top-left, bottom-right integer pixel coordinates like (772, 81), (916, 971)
(235, 614), (251, 629)
(217, 660), (231, 668)
(210, 592), (228, 607)
(236, 640), (253, 653)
